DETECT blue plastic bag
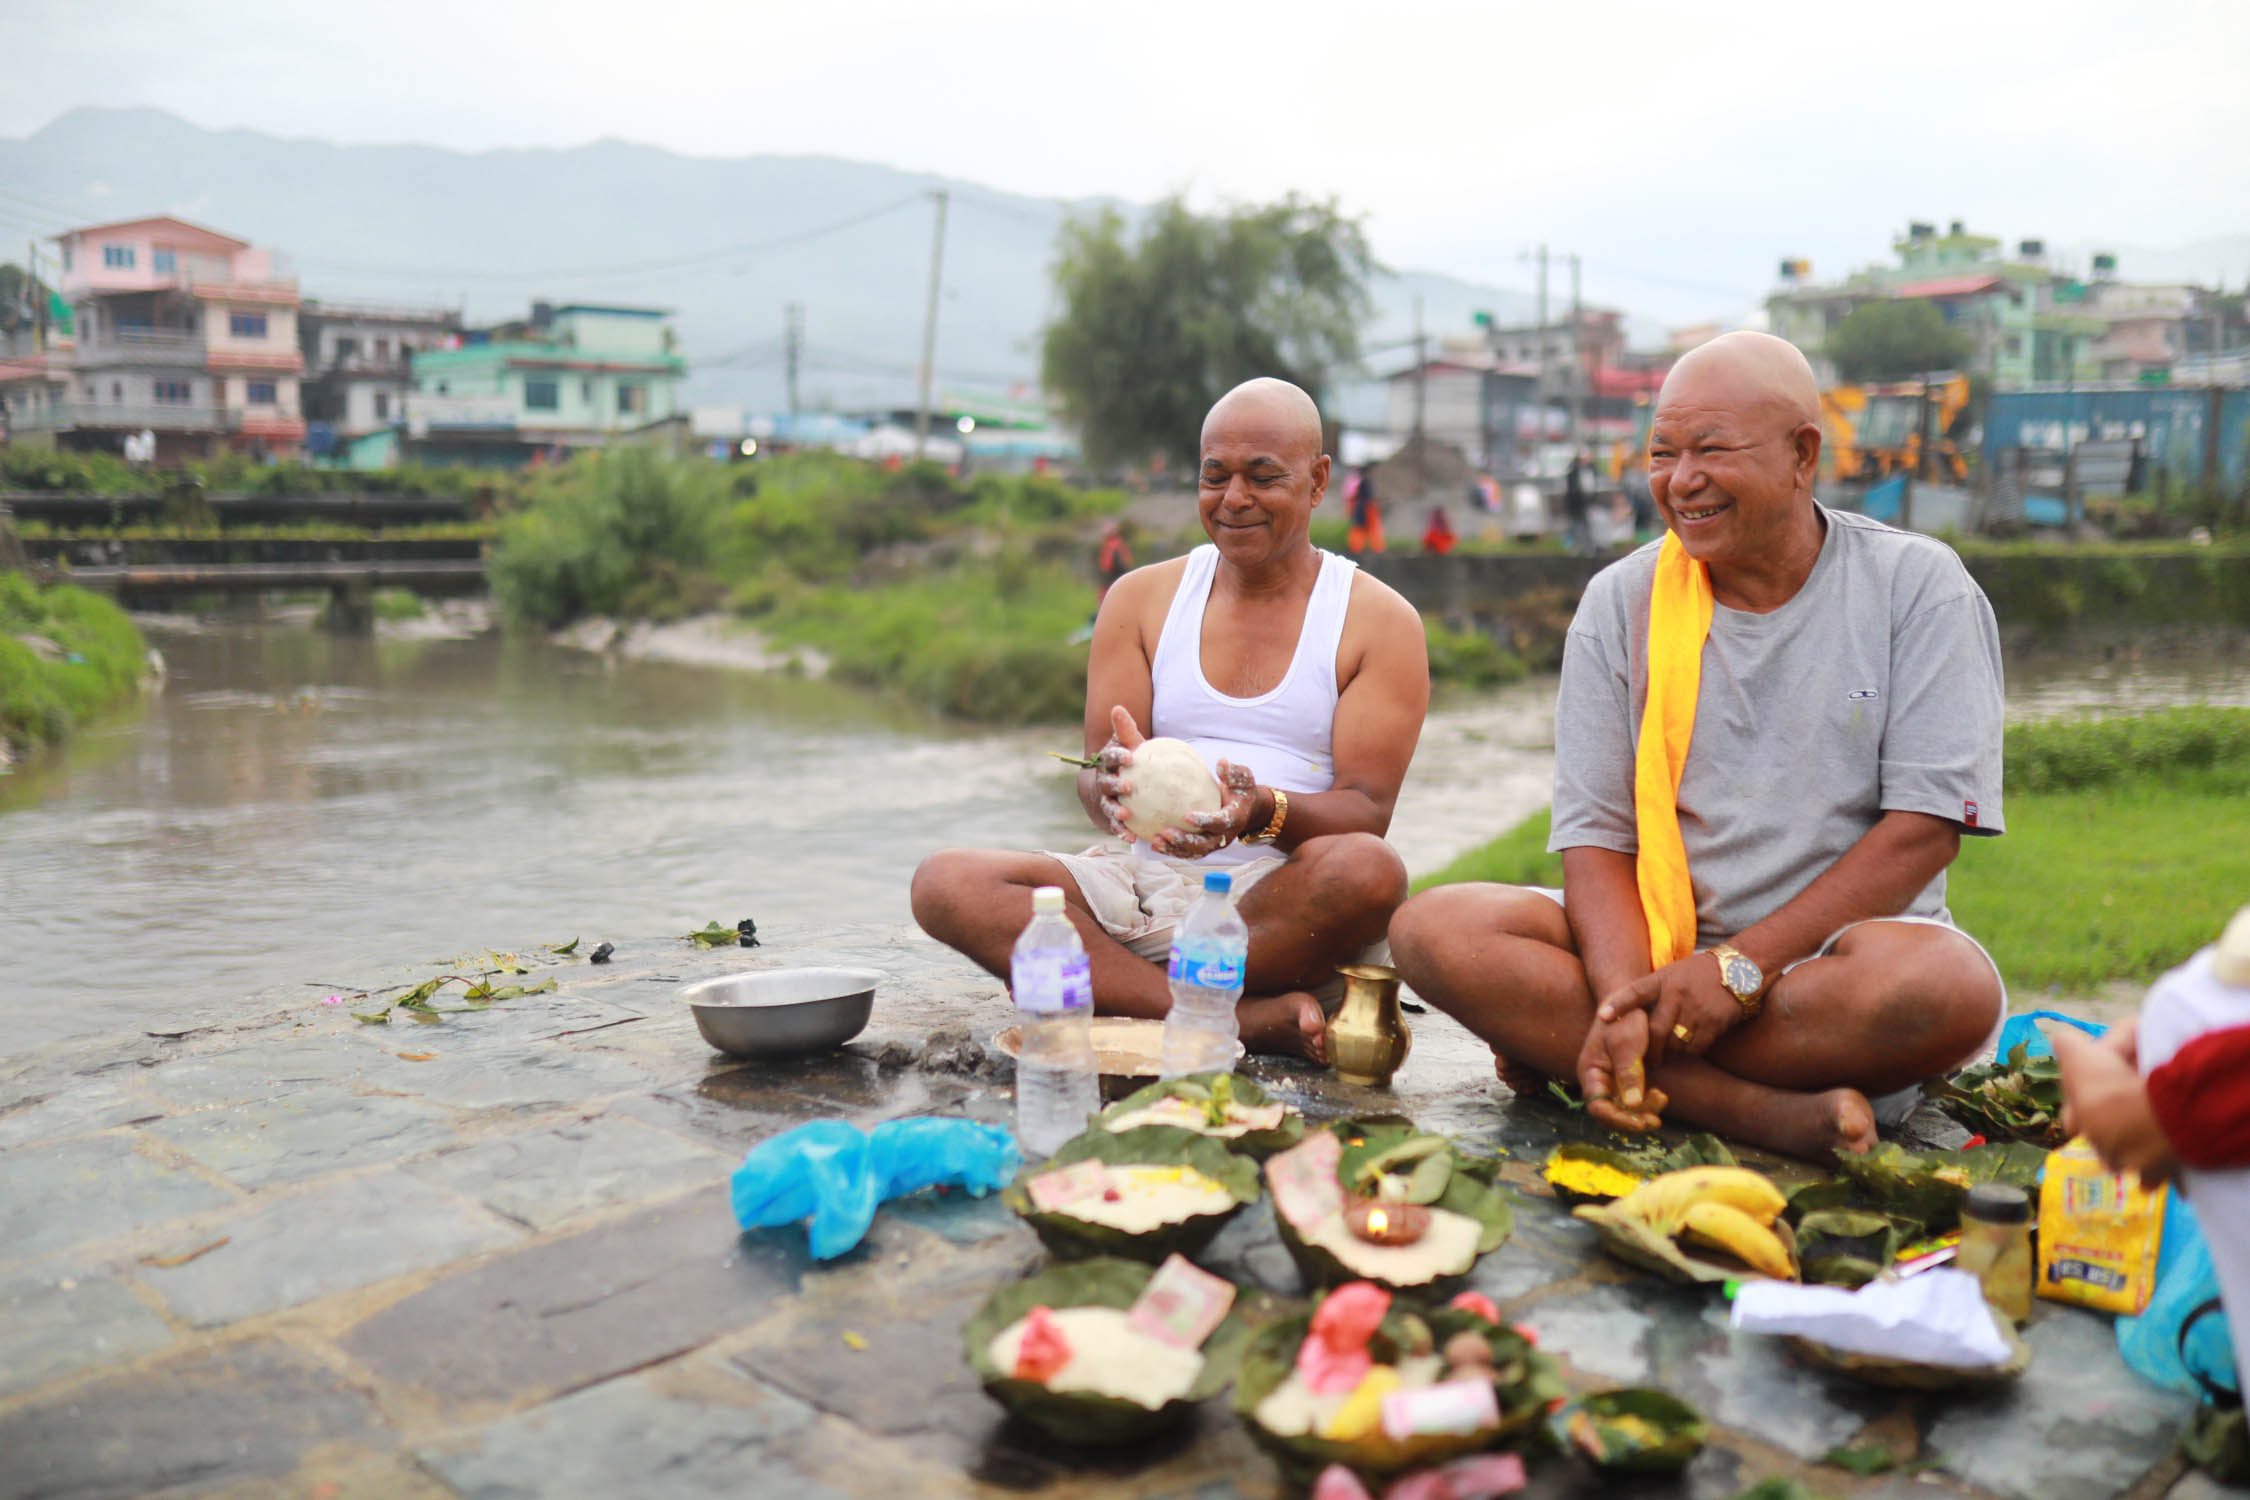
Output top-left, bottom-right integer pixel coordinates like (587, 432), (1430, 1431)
(1999, 1008), (2105, 1061)
(730, 1116), (1020, 1260)
(2118, 1194), (2240, 1399)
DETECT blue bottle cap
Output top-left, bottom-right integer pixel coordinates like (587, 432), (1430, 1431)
(1203, 870), (1232, 894)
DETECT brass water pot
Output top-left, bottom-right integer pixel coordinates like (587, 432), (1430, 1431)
(1330, 963), (1412, 1087)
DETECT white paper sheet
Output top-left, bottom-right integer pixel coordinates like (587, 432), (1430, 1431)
(1728, 1269), (2014, 1368)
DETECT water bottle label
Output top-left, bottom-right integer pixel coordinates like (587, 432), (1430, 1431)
(1014, 953), (1092, 1013)
(1167, 946), (1245, 990)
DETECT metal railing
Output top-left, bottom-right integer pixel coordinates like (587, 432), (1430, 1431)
(5, 401), (241, 433)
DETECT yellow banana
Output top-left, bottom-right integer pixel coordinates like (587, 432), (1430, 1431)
(1678, 1199), (1796, 1280)
(1615, 1166), (1786, 1233)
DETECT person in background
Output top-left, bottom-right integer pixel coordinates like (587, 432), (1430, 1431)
(1563, 448), (1592, 555)
(1422, 506), (1457, 556)
(1348, 463), (1384, 554)
(1095, 518), (1134, 604)
(2050, 906), (2250, 1373)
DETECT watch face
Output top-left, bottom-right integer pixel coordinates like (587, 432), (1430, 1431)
(1722, 955), (1762, 996)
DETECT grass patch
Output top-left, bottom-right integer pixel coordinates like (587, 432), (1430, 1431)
(1412, 807), (1559, 892)
(1413, 710), (2250, 989)
(0, 575), (147, 753)
(371, 588), (427, 623)
(1951, 779), (2250, 990)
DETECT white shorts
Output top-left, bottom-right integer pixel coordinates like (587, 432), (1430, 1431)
(1047, 843), (1389, 1006)
(1530, 891), (2007, 1127)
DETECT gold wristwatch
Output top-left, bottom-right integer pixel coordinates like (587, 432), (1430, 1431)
(1709, 944), (1767, 1017)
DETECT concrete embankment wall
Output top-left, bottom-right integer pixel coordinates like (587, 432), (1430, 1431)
(1366, 546), (2250, 648)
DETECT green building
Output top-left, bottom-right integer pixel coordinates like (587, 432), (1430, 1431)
(1767, 223), (2107, 389)
(404, 302), (683, 466)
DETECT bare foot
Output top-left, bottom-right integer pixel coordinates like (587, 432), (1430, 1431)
(1492, 1051), (1549, 1098)
(1240, 992), (1327, 1063)
(1722, 1086), (1877, 1164)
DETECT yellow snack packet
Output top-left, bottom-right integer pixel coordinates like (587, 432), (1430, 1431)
(2035, 1136), (2167, 1315)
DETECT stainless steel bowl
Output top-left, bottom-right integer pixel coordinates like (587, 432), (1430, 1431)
(682, 967), (879, 1057)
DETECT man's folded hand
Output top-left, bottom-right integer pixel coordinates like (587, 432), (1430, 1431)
(1596, 954), (1749, 1068)
(1576, 1009), (1670, 1132)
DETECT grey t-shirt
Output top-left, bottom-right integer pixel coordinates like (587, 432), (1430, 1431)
(1549, 505), (2004, 944)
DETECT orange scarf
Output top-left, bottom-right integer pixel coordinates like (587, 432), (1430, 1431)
(1633, 532), (1714, 968)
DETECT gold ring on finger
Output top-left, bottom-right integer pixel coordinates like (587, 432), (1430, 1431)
(1672, 1023), (1694, 1044)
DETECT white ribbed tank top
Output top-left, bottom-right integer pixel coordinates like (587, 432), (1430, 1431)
(1147, 544), (1359, 867)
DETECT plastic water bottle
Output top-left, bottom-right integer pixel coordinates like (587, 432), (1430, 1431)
(1163, 870), (1248, 1077)
(1010, 885), (1100, 1157)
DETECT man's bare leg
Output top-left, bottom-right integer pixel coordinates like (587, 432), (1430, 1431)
(1391, 884), (1999, 1161)
(911, 848), (1169, 1008)
(913, 837), (1407, 1063)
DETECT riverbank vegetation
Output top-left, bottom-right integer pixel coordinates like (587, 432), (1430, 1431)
(491, 449), (1127, 723)
(0, 574), (148, 757)
(1415, 707), (2250, 992)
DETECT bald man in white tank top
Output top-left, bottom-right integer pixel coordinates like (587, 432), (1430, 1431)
(913, 379), (1431, 1059)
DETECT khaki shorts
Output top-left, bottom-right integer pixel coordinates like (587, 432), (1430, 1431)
(1047, 844), (1389, 1007)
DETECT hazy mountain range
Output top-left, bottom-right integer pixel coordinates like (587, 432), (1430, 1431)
(3, 110), (2243, 429)
(0, 108), (1558, 427)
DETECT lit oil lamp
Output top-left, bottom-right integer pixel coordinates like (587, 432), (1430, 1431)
(1344, 1198), (1430, 1246)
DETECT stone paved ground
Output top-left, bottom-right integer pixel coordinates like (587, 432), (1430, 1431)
(0, 927), (2228, 1500)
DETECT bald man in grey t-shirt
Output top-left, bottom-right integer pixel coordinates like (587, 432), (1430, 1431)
(1390, 332), (2007, 1163)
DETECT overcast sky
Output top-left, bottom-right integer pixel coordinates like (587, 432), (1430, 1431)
(4, 0), (2247, 326)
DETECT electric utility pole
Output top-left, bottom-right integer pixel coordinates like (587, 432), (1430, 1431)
(1412, 294), (1427, 497)
(1567, 252), (1582, 450)
(784, 302), (804, 416)
(1532, 245), (1549, 458)
(913, 188), (950, 461)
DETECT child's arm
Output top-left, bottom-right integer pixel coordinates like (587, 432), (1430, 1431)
(2049, 1023), (2178, 1186)
(2145, 1020), (2250, 1171)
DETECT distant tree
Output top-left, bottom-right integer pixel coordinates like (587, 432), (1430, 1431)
(1824, 299), (1973, 383)
(1041, 196), (1374, 471)
(0, 263), (50, 336)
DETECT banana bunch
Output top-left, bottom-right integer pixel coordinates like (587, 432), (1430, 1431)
(1595, 1167), (1795, 1281)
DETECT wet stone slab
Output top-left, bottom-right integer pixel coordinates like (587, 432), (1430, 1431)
(418, 1363), (820, 1500)
(1926, 1306), (2195, 1500)
(0, 1074), (162, 1150)
(0, 1262), (175, 1399)
(141, 1168), (519, 1327)
(143, 1083), (462, 1189)
(0, 1132), (237, 1264)
(141, 1031), (395, 1109)
(405, 1114), (732, 1231)
(1669, 1305), (1890, 1463)
(344, 1183), (807, 1406)
(0, 1340), (379, 1500)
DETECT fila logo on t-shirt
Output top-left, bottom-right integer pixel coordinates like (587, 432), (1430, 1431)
(1846, 688), (1879, 700)
(1964, 799), (1980, 828)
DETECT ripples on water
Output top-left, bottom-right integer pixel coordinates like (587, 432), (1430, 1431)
(2, 624), (2241, 1048)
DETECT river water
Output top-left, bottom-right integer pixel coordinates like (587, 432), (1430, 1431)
(4, 621), (2243, 1051)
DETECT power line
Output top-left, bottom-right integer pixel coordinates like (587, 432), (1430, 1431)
(290, 195), (926, 283)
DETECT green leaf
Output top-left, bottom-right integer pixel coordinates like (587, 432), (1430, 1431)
(684, 921), (736, 948)
(1547, 1078), (1586, 1110)
(545, 938), (580, 955)
(962, 1255), (1265, 1445)
(1233, 1295), (1559, 1487)
(351, 1010), (392, 1025)
(1002, 1124), (1260, 1263)
(1551, 1388), (1709, 1472)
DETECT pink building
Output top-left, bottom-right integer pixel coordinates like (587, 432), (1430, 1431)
(13, 215), (306, 460)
